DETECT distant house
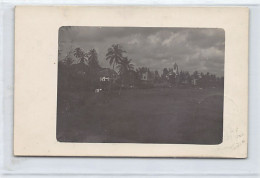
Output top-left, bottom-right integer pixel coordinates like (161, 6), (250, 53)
(140, 71), (154, 81)
(98, 68), (118, 82)
(69, 63), (88, 77)
(191, 78), (198, 86)
(166, 62), (179, 80)
(173, 62), (179, 74)
(191, 72), (201, 86)
(138, 71), (154, 88)
(141, 72), (149, 81)
(100, 76), (110, 82)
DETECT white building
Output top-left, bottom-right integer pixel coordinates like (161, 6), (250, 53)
(141, 72), (149, 81)
(100, 76), (110, 82)
(98, 68), (118, 82)
(166, 62), (179, 80)
(172, 62), (179, 75)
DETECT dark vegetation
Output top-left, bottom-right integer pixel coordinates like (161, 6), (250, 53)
(58, 44), (224, 92)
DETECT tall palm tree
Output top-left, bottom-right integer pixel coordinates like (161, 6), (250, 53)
(74, 47), (87, 64)
(117, 57), (134, 75)
(63, 50), (74, 66)
(64, 56), (73, 66)
(105, 44), (126, 70)
(87, 49), (100, 69)
(116, 57), (134, 94)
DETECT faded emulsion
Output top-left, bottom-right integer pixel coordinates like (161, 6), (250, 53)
(56, 27), (224, 144)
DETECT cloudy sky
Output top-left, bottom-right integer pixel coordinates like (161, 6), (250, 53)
(58, 27), (225, 77)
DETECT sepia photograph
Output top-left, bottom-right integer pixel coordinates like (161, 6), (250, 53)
(14, 6), (248, 157)
(57, 27), (225, 144)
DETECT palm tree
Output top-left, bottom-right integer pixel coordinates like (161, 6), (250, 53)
(117, 57), (134, 75)
(64, 56), (73, 66)
(105, 44), (126, 69)
(73, 47), (87, 64)
(87, 49), (100, 69)
(116, 57), (134, 94)
(63, 50), (74, 66)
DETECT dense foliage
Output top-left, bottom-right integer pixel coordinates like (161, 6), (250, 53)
(58, 44), (224, 92)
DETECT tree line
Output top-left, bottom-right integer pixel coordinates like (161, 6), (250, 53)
(58, 44), (224, 92)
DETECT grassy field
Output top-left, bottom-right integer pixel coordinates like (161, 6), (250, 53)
(57, 87), (223, 144)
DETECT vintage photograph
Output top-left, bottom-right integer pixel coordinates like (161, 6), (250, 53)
(57, 27), (225, 144)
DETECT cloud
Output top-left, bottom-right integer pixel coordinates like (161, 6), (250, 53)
(59, 27), (225, 77)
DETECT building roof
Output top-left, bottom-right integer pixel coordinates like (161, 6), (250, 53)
(98, 68), (117, 78)
(70, 62), (88, 71)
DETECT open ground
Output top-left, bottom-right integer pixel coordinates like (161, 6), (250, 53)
(57, 87), (223, 144)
